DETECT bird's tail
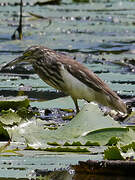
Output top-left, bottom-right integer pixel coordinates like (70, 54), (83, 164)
(109, 96), (127, 114)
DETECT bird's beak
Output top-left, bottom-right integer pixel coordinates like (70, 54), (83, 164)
(2, 56), (25, 69)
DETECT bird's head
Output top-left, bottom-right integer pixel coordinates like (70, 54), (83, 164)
(2, 45), (46, 69)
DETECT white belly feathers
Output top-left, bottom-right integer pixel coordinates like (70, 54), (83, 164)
(60, 65), (95, 101)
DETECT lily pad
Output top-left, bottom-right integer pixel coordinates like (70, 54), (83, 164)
(6, 99), (135, 148)
(0, 110), (22, 126)
(81, 127), (135, 145)
(104, 146), (124, 160)
(0, 96), (29, 110)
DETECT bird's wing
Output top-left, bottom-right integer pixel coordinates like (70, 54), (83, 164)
(57, 54), (120, 100)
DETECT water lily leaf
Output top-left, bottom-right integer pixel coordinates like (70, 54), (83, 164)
(121, 142), (135, 153)
(0, 96), (29, 110)
(29, 102), (122, 145)
(104, 145), (135, 160)
(106, 136), (120, 146)
(5, 100), (135, 149)
(4, 97), (135, 149)
(34, 98), (121, 138)
(81, 127), (135, 145)
(104, 146), (124, 160)
(121, 148), (135, 160)
(47, 142), (61, 146)
(8, 101), (130, 147)
(45, 146), (89, 152)
(31, 96), (85, 109)
(0, 110), (22, 126)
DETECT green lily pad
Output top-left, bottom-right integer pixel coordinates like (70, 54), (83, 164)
(44, 146), (90, 152)
(106, 136), (120, 146)
(104, 146), (124, 160)
(6, 99), (135, 149)
(121, 142), (135, 153)
(81, 127), (135, 145)
(0, 96), (29, 110)
(104, 145), (135, 160)
(0, 110), (22, 126)
(1, 96), (135, 150)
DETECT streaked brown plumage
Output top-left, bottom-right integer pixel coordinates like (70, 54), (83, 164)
(2, 45), (127, 113)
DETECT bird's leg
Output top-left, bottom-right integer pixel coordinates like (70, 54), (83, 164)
(72, 97), (79, 113)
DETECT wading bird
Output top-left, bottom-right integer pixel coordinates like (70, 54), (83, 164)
(2, 45), (127, 114)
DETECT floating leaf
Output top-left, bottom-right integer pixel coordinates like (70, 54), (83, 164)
(0, 110), (22, 126)
(0, 96), (29, 110)
(104, 146), (124, 160)
(45, 146), (90, 152)
(5, 101), (135, 149)
(84, 141), (100, 146)
(121, 142), (135, 153)
(82, 127), (135, 145)
(47, 142), (60, 146)
(106, 136), (120, 146)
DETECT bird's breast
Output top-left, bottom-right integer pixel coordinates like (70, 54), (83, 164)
(60, 65), (95, 101)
